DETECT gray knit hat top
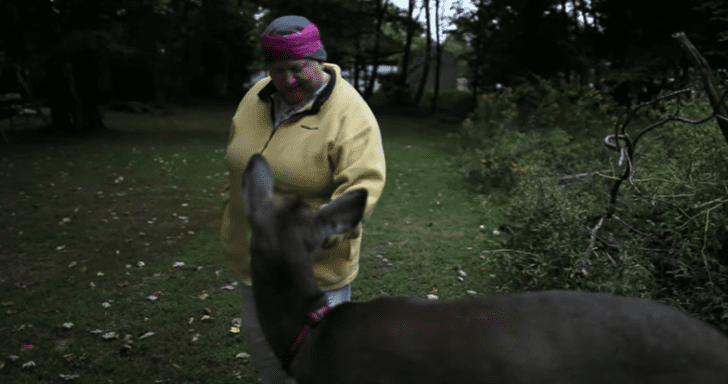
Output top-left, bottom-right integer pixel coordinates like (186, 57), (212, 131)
(261, 16), (327, 62)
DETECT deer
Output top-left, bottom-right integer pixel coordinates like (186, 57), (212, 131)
(241, 153), (728, 384)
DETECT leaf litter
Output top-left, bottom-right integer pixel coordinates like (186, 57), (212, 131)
(0, 143), (239, 382)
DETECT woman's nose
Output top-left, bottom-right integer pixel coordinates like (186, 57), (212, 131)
(282, 71), (296, 86)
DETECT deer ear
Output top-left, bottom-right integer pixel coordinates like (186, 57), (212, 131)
(242, 154), (274, 219)
(316, 189), (368, 236)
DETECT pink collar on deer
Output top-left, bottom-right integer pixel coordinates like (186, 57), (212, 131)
(287, 305), (331, 364)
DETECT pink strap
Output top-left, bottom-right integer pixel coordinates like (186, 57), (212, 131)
(262, 23), (322, 60)
(286, 305), (331, 363)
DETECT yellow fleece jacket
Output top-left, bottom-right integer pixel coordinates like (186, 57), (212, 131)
(221, 63), (386, 290)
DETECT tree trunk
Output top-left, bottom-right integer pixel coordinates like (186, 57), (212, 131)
(353, 0), (365, 94)
(152, 48), (168, 106)
(413, 0), (431, 107)
(674, 32), (728, 145)
(364, 0), (389, 100)
(397, 0), (416, 104)
(430, 0), (442, 111)
(49, 60), (105, 135)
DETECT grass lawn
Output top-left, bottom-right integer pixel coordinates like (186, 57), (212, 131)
(1, 108), (505, 383)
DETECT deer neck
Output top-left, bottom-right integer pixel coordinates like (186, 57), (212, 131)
(251, 254), (327, 363)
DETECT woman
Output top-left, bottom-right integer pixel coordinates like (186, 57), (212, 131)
(220, 15), (386, 384)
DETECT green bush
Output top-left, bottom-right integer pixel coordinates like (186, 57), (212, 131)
(484, 176), (657, 297)
(453, 88), (526, 193)
(454, 83), (612, 193)
(455, 79), (728, 331)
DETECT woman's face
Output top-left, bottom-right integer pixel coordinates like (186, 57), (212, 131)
(267, 59), (326, 105)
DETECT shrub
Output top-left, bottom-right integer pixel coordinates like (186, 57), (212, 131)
(483, 176), (657, 297)
(455, 79), (728, 330)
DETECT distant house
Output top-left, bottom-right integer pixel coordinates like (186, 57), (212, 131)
(405, 49), (466, 91)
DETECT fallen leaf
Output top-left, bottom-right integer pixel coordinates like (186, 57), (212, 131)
(139, 332), (154, 339)
(59, 373), (79, 381)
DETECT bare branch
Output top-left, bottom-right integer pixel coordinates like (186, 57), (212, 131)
(583, 85), (726, 271)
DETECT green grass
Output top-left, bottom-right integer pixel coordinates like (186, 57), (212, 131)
(1, 108), (505, 383)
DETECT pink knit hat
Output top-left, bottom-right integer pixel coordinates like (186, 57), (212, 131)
(261, 16), (327, 62)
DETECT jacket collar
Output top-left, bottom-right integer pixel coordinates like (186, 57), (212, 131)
(258, 65), (337, 119)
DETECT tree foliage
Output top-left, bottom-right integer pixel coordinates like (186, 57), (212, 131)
(3, 0), (728, 134)
(2, 0), (259, 134)
(451, 0), (728, 105)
